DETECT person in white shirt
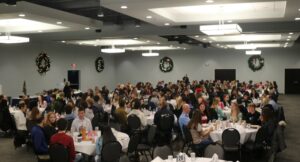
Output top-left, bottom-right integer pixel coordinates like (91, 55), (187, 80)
(127, 99), (147, 127)
(71, 107), (93, 132)
(13, 102), (27, 131)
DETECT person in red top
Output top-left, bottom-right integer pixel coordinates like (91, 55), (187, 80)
(50, 118), (75, 162)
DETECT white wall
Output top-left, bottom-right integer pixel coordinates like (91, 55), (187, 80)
(0, 42), (116, 96)
(1, 41), (300, 96)
(115, 44), (300, 93)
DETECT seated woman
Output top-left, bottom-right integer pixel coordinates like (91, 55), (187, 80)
(198, 102), (209, 124)
(38, 95), (47, 113)
(229, 102), (243, 123)
(260, 107), (276, 146)
(95, 125), (117, 162)
(85, 97), (95, 121)
(127, 99), (147, 127)
(208, 99), (226, 121)
(187, 110), (214, 153)
(43, 112), (57, 144)
(222, 94), (231, 108)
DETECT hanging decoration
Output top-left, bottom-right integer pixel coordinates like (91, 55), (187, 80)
(159, 56), (174, 72)
(95, 56), (104, 72)
(35, 52), (51, 75)
(248, 55), (264, 72)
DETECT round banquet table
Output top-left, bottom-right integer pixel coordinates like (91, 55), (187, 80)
(152, 156), (226, 162)
(209, 124), (258, 144)
(74, 128), (129, 155)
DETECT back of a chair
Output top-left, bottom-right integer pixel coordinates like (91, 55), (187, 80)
(182, 125), (193, 143)
(92, 115), (100, 129)
(153, 145), (173, 160)
(49, 143), (69, 162)
(127, 133), (141, 154)
(127, 114), (141, 130)
(66, 119), (73, 131)
(102, 141), (122, 162)
(147, 125), (157, 144)
(255, 127), (266, 145)
(222, 128), (240, 148)
(204, 144), (224, 159)
(159, 114), (173, 131)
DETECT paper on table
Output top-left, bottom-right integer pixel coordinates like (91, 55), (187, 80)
(211, 153), (219, 162)
(152, 156), (163, 162)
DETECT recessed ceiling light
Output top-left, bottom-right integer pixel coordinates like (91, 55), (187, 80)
(209, 41), (213, 43)
(289, 32), (294, 35)
(295, 17), (300, 21)
(157, 42), (161, 45)
(146, 16), (152, 19)
(84, 27), (90, 30)
(227, 20), (233, 23)
(133, 37), (138, 40)
(38, 30), (43, 32)
(121, 6), (128, 9)
(56, 21), (62, 24)
(202, 38), (207, 41)
(288, 36), (291, 38)
(287, 39), (290, 41)
(206, 0), (214, 3)
(146, 40), (150, 43)
(61, 40), (66, 43)
(194, 35), (199, 38)
(183, 48), (187, 50)
(18, 13), (25, 17)
(164, 23), (170, 26)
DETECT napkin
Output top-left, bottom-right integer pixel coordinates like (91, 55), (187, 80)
(152, 156), (163, 162)
(211, 153), (219, 162)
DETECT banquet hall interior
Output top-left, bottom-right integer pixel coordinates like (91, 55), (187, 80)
(0, 0), (300, 162)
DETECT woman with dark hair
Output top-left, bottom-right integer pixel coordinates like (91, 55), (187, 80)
(38, 95), (47, 113)
(187, 110), (213, 152)
(198, 103), (209, 124)
(260, 107), (276, 146)
(95, 126), (117, 161)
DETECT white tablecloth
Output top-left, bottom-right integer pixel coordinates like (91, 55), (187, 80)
(74, 128), (129, 155)
(152, 157), (226, 162)
(210, 124), (258, 144)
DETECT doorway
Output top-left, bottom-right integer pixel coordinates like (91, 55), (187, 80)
(68, 70), (80, 90)
(285, 69), (300, 94)
(215, 69), (236, 81)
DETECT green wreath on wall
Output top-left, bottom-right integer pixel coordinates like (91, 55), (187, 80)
(35, 52), (51, 75)
(159, 56), (173, 72)
(95, 56), (104, 73)
(248, 55), (264, 72)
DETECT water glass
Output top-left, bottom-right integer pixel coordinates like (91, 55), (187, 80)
(190, 152), (195, 162)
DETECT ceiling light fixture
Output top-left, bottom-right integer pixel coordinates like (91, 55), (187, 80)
(97, 0), (104, 17)
(206, 0), (214, 3)
(101, 45), (125, 53)
(289, 32), (294, 35)
(0, 34), (30, 44)
(142, 50), (159, 57)
(246, 50), (261, 55)
(84, 27), (90, 30)
(121, 6), (128, 9)
(56, 21), (62, 24)
(18, 13), (25, 17)
(295, 17), (300, 21)
(234, 44), (257, 50)
(164, 23), (170, 26)
(200, 24), (242, 35)
(146, 16), (152, 19)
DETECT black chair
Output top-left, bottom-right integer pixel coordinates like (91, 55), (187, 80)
(153, 145), (173, 160)
(119, 155), (131, 162)
(221, 128), (241, 160)
(127, 133), (141, 162)
(204, 144), (224, 159)
(92, 115), (101, 130)
(127, 114), (141, 134)
(102, 141), (122, 162)
(157, 114), (173, 146)
(66, 119), (74, 131)
(181, 125), (196, 155)
(49, 143), (69, 162)
(244, 127), (266, 158)
(137, 125), (157, 161)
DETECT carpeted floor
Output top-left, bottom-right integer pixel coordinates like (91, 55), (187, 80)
(0, 95), (299, 162)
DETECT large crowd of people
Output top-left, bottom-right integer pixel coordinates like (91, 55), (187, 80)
(0, 77), (285, 162)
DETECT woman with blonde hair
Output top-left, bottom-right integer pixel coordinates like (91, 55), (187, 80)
(43, 112), (57, 144)
(229, 102), (243, 122)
